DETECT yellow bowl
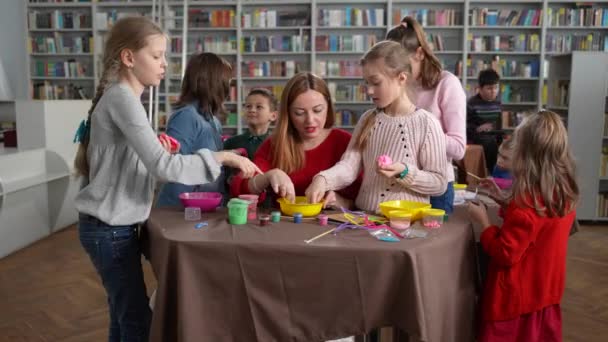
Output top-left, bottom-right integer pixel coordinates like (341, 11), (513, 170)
(378, 200), (432, 221)
(277, 196), (323, 217)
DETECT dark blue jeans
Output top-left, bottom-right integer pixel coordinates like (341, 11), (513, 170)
(78, 214), (152, 342)
(430, 181), (455, 214)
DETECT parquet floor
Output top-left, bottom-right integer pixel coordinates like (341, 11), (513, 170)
(0, 224), (605, 342)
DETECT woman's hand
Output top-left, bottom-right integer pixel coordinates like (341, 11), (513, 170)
(266, 169), (296, 203)
(467, 201), (492, 228)
(305, 176), (328, 204)
(377, 162), (406, 179)
(214, 151), (262, 178)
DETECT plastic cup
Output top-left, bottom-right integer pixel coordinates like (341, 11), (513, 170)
(227, 198), (250, 225)
(239, 194), (259, 220)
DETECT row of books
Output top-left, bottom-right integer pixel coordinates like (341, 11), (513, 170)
(28, 34), (93, 54)
(33, 60), (89, 78)
(189, 9), (235, 28)
(242, 85), (284, 103)
(94, 11), (147, 30)
(548, 7), (608, 27)
(28, 10), (91, 29)
(546, 33), (608, 53)
(426, 34), (446, 51)
(315, 61), (362, 78)
(334, 110), (362, 127)
(241, 35), (308, 53)
(596, 193), (608, 217)
(242, 10), (309, 28)
(469, 34), (540, 52)
(500, 111), (527, 130)
(500, 84), (536, 104)
(467, 58), (540, 78)
(31, 81), (88, 100)
(327, 83), (367, 102)
(241, 61), (301, 78)
(392, 9), (461, 27)
(469, 8), (542, 27)
(315, 34), (378, 53)
(318, 8), (385, 27)
(170, 36), (237, 54)
(545, 80), (569, 108)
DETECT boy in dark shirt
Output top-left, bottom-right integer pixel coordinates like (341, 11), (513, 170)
(467, 69), (501, 172)
(224, 88), (277, 159)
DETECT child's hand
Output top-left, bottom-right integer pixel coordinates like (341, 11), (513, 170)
(214, 151), (262, 178)
(377, 162), (406, 179)
(159, 134), (173, 153)
(479, 178), (508, 206)
(467, 201), (491, 228)
(265, 169), (296, 203)
(305, 176), (328, 204)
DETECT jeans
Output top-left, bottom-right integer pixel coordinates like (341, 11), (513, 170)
(78, 214), (152, 342)
(430, 181), (455, 214)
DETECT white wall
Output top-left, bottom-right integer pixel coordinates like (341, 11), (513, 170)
(0, 1), (28, 100)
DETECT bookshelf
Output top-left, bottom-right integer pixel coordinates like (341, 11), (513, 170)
(25, 0), (608, 135)
(552, 52), (608, 222)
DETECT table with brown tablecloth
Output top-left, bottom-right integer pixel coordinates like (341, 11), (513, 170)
(143, 208), (477, 342)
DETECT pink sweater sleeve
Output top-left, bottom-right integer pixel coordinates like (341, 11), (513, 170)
(437, 72), (467, 161)
(317, 111), (370, 190)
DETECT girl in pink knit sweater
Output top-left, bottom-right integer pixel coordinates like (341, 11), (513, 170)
(306, 41), (448, 213)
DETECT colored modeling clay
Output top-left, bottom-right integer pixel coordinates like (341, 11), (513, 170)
(377, 155), (393, 167)
(159, 133), (180, 153)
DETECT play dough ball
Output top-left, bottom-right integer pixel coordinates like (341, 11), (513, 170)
(377, 155), (393, 167)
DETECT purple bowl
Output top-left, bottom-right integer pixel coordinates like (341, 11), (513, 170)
(179, 192), (222, 212)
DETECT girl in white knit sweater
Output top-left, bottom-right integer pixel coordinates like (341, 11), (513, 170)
(306, 41), (448, 213)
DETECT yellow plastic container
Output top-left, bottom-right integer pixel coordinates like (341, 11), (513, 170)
(277, 196), (323, 217)
(454, 183), (467, 191)
(421, 208), (446, 229)
(378, 200), (431, 221)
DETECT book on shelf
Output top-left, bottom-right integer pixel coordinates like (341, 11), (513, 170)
(469, 8), (542, 27)
(392, 9), (460, 27)
(318, 8), (384, 27)
(500, 111), (526, 130)
(467, 56), (539, 78)
(31, 81), (88, 100)
(499, 84), (536, 104)
(28, 33), (93, 54)
(242, 61), (300, 78)
(316, 60), (361, 78)
(327, 82), (367, 102)
(242, 85), (284, 103)
(28, 10), (91, 29)
(34, 60), (88, 78)
(241, 35), (308, 53)
(242, 9), (309, 28)
(469, 33), (540, 52)
(189, 9), (235, 28)
(315, 34), (377, 52)
(548, 6), (608, 27)
(546, 33), (608, 53)
(171, 36), (237, 54)
(334, 109), (362, 127)
(95, 10), (149, 30)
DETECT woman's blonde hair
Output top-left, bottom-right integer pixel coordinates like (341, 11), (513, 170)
(354, 40), (412, 151)
(74, 16), (164, 176)
(511, 110), (579, 217)
(386, 16), (443, 89)
(270, 72), (335, 174)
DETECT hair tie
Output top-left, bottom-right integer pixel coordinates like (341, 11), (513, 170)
(74, 119), (90, 144)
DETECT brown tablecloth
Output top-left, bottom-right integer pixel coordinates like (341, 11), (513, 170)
(455, 144), (488, 185)
(143, 208), (477, 342)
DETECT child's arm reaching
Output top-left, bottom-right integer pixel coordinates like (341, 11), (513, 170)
(393, 115), (448, 195)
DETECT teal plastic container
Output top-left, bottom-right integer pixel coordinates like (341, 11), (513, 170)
(227, 198), (249, 225)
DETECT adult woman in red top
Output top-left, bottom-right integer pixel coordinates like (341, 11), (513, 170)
(467, 110), (579, 342)
(230, 72), (360, 207)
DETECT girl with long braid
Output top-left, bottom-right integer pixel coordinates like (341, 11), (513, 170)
(73, 17), (259, 341)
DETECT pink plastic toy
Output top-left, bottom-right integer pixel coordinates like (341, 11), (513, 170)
(159, 133), (180, 153)
(377, 155), (393, 167)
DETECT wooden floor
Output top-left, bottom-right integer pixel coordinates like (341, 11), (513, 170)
(0, 224), (606, 342)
